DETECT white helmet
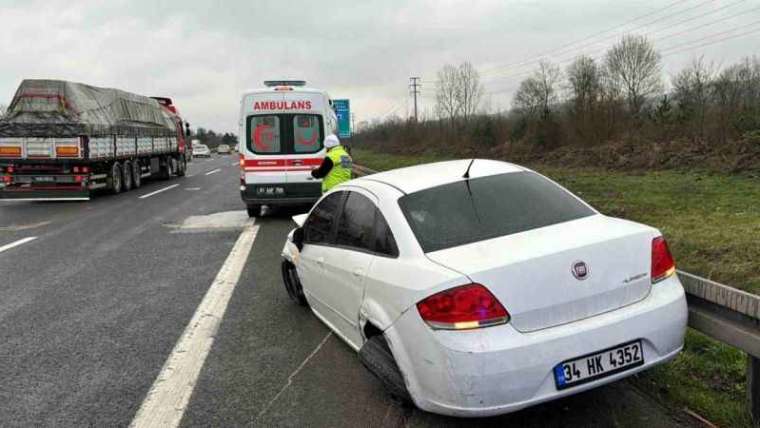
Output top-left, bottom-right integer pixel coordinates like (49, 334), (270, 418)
(324, 134), (340, 149)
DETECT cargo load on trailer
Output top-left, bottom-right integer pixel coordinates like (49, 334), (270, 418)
(0, 79), (189, 200)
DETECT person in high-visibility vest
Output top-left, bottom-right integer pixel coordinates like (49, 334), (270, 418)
(311, 134), (352, 192)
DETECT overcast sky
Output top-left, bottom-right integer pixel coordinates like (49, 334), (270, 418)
(1, 0), (758, 134)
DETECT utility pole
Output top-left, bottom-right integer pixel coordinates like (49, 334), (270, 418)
(351, 113), (356, 134)
(409, 77), (421, 122)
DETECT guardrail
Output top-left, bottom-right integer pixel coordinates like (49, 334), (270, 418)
(353, 164), (760, 423)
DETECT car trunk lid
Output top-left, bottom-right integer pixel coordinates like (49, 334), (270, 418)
(425, 215), (655, 332)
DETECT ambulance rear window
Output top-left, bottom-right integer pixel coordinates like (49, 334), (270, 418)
(294, 115), (321, 153)
(246, 114), (323, 155)
(249, 116), (281, 153)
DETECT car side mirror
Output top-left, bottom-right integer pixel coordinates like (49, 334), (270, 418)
(293, 227), (304, 251)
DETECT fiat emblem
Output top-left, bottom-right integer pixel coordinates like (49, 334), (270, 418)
(571, 261), (589, 280)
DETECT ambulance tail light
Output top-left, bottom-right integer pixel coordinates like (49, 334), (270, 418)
(417, 283), (510, 330)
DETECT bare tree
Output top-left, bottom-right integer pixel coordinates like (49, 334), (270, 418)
(672, 56), (715, 139)
(605, 35), (662, 116)
(435, 64), (460, 125)
(457, 61), (484, 123)
(435, 62), (484, 125)
(566, 56), (602, 142)
(512, 60), (561, 120)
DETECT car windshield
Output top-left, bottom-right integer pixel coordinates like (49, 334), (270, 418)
(398, 172), (596, 252)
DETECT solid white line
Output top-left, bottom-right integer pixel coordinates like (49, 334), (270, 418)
(205, 168), (221, 176)
(0, 236), (38, 254)
(130, 221), (258, 428)
(230, 161), (239, 167)
(138, 184), (179, 199)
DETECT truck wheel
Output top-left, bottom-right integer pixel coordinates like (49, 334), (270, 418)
(246, 204), (261, 218)
(110, 162), (123, 194)
(177, 155), (187, 177)
(158, 159), (171, 180)
(281, 260), (307, 306)
(122, 161), (133, 192)
(132, 161), (142, 188)
(359, 335), (413, 405)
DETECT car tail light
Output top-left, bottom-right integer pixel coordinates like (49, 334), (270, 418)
(2, 175), (11, 184)
(652, 236), (676, 283)
(417, 283), (509, 330)
(239, 156), (245, 168)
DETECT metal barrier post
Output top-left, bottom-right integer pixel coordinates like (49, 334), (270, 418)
(750, 355), (760, 424)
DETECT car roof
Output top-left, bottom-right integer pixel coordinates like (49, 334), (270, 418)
(354, 159), (527, 195)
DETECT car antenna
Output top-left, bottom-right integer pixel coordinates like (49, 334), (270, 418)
(463, 158), (475, 179)
(460, 159), (482, 224)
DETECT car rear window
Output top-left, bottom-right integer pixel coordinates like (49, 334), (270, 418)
(398, 172), (595, 252)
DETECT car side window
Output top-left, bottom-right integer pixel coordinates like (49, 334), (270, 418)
(373, 212), (399, 257)
(335, 192), (376, 251)
(304, 192), (344, 245)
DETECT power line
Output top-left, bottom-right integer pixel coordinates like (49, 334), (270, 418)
(470, 5), (760, 92)
(479, 0), (720, 81)
(475, 0), (693, 78)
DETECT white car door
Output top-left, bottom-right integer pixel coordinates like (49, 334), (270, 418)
(318, 190), (382, 347)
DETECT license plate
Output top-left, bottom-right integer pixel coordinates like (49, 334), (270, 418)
(257, 186), (285, 195)
(33, 176), (55, 183)
(554, 340), (644, 390)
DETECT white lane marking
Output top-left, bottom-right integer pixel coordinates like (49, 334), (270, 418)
(138, 184), (180, 199)
(253, 331), (332, 423)
(230, 161), (239, 167)
(0, 236), (38, 254)
(185, 187), (201, 191)
(186, 174), (196, 178)
(130, 221), (258, 428)
(205, 168), (221, 176)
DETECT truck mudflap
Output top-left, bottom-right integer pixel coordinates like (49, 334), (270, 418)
(0, 185), (90, 201)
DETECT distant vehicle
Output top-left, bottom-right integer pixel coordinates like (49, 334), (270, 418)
(0, 79), (188, 200)
(239, 80), (338, 217)
(281, 159), (687, 418)
(193, 143), (211, 158)
(217, 144), (231, 154)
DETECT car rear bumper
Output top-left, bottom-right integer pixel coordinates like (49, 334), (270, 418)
(383, 275), (688, 417)
(240, 182), (321, 206)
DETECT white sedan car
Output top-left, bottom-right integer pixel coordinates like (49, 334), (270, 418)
(281, 159), (687, 417)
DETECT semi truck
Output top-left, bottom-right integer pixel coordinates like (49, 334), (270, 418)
(0, 79), (189, 200)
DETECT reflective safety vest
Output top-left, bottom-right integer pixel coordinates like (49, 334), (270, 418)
(322, 145), (352, 192)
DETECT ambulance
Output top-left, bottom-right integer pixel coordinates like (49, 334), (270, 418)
(239, 80), (337, 217)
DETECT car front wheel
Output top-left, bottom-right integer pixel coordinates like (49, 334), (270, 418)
(281, 260), (307, 306)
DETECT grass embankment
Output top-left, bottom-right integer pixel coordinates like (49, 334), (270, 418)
(353, 147), (760, 427)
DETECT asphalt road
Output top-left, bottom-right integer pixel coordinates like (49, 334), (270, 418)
(0, 156), (695, 427)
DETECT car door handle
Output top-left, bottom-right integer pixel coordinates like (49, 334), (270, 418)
(352, 268), (363, 277)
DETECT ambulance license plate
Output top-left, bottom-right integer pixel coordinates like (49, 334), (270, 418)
(554, 340), (643, 390)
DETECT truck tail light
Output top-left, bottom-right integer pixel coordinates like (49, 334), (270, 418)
(0, 146), (22, 156)
(417, 283), (509, 330)
(56, 146), (80, 157)
(652, 236), (676, 283)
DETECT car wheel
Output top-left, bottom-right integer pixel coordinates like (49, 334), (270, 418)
(122, 160), (133, 192)
(359, 335), (413, 405)
(280, 260), (307, 306)
(246, 204), (261, 218)
(110, 162), (123, 194)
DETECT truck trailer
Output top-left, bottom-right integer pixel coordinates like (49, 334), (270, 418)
(0, 79), (189, 200)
